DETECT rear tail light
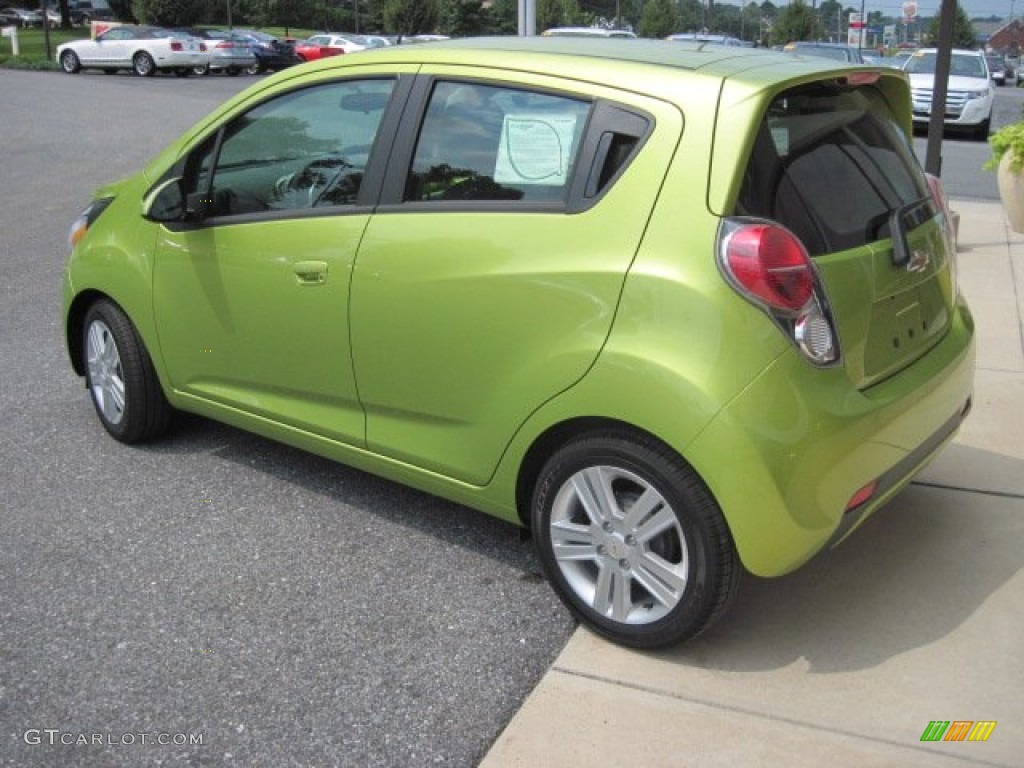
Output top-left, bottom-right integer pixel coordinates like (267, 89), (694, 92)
(924, 172), (960, 296)
(722, 223), (813, 311)
(170, 41), (182, 51)
(719, 218), (839, 365)
(216, 41), (232, 49)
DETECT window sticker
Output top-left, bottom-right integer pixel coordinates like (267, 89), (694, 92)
(494, 113), (578, 186)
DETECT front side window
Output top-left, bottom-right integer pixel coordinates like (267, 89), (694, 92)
(190, 79), (395, 218)
(405, 81), (590, 203)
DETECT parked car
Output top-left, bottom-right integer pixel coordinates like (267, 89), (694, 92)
(57, 25), (208, 77)
(361, 34), (391, 48)
(666, 32), (744, 46)
(175, 28), (256, 75)
(293, 33), (366, 61)
(903, 48), (995, 139)
(542, 27), (635, 38)
(0, 7), (41, 27)
(783, 41), (866, 63)
(62, 39), (974, 649)
(985, 53), (1015, 86)
(63, 0), (114, 24)
(231, 29), (301, 73)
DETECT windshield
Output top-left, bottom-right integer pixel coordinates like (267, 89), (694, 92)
(905, 51), (987, 78)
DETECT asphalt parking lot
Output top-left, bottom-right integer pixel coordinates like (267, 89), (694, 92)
(1, 70), (575, 767)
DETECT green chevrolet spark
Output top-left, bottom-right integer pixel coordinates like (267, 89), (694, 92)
(62, 38), (975, 649)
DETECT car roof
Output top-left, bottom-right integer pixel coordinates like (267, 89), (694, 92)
(277, 36), (907, 108)
(307, 35), (866, 83)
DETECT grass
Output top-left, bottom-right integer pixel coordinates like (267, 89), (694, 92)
(0, 26), (90, 68)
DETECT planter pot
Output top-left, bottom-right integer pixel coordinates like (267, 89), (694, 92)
(996, 151), (1024, 234)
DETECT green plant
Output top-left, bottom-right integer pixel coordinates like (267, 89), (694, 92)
(985, 120), (1024, 172)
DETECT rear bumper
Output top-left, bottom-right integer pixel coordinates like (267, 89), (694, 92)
(686, 296), (975, 577)
(208, 53), (257, 70)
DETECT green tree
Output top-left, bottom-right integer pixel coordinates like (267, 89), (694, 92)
(439, 0), (487, 35)
(132, 0), (206, 26)
(488, 0), (518, 34)
(107, 0), (134, 22)
(383, 0), (438, 35)
(771, 0), (818, 44)
(818, 0), (843, 41)
(926, 3), (976, 48)
(638, 0), (679, 37)
(678, 0), (703, 32)
(739, 2), (762, 42)
(537, 0), (584, 30)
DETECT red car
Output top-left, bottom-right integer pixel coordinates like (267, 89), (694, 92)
(293, 33), (366, 61)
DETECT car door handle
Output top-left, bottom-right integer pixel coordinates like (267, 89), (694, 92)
(293, 260), (328, 285)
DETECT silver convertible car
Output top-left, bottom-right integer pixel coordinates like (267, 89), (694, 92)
(57, 25), (208, 77)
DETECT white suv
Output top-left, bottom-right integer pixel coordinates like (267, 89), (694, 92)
(903, 48), (995, 139)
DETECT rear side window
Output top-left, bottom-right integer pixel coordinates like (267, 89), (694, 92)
(405, 81), (591, 203)
(737, 83), (929, 256)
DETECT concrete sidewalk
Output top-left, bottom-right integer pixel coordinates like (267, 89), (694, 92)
(481, 199), (1024, 768)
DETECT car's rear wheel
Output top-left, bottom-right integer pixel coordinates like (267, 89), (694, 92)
(192, 63), (210, 76)
(531, 432), (741, 649)
(83, 300), (171, 444)
(60, 50), (80, 74)
(244, 61), (262, 75)
(132, 51), (156, 77)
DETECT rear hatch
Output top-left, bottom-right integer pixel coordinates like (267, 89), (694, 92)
(734, 76), (956, 389)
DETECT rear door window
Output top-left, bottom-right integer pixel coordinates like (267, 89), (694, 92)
(404, 81), (591, 203)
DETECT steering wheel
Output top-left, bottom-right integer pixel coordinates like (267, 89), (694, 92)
(274, 146), (372, 208)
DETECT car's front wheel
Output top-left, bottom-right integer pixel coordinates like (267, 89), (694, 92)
(82, 300), (171, 444)
(244, 61), (262, 75)
(60, 50), (80, 74)
(132, 51), (156, 77)
(531, 432), (741, 649)
(975, 117), (992, 141)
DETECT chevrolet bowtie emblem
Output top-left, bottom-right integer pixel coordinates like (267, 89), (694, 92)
(906, 249), (931, 273)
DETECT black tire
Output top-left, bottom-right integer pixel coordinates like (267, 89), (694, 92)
(531, 431), (741, 649)
(82, 300), (171, 444)
(975, 118), (991, 141)
(60, 49), (81, 74)
(132, 51), (156, 77)
(244, 61), (262, 75)
(192, 63), (210, 76)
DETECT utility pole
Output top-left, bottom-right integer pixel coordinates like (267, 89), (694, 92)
(518, 0), (536, 36)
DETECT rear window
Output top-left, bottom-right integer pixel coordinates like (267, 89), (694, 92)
(737, 82), (929, 256)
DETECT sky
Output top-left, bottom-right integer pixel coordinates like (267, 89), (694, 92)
(835, 1), (1018, 19)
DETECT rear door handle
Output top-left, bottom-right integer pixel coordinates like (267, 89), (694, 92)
(293, 260), (328, 286)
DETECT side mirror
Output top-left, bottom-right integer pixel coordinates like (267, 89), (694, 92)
(142, 177), (214, 223)
(142, 177), (186, 222)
